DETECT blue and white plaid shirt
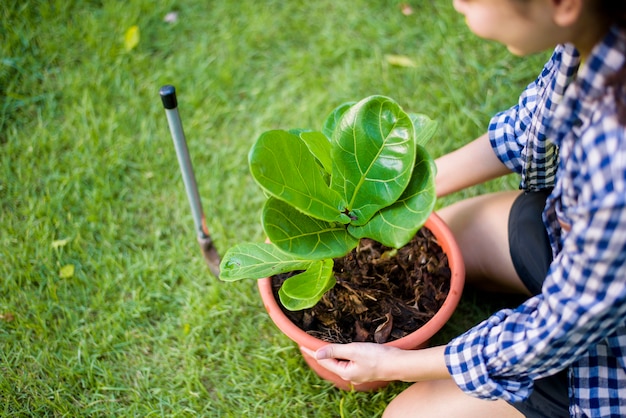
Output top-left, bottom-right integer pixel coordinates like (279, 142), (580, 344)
(445, 26), (626, 418)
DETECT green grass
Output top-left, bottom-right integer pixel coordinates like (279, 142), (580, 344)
(1, 1), (548, 416)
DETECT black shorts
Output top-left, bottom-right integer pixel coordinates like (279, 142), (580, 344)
(507, 190), (570, 418)
(508, 189), (553, 296)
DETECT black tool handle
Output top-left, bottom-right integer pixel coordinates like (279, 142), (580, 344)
(159, 85), (178, 109)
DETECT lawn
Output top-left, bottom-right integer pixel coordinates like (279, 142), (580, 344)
(1, 1), (547, 416)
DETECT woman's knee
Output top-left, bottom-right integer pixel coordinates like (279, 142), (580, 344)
(437, 191), (529, 295)
(383, 379), (522, 418)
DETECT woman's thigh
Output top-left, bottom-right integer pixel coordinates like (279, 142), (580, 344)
(437, 190), (531, 296)
(383, 379), (523, 418)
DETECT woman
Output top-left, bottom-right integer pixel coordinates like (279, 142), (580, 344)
(301, 1), (626, 416)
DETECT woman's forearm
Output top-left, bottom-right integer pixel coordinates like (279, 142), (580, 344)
(384, 345), (450, 382)
(387, 346), (450, 382)
(435, 133), (511, 198)
(304, 343), (451, 384)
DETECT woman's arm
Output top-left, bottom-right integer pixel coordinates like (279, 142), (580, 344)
(435, 133), (511, 198)
(300, 344), (449, 384)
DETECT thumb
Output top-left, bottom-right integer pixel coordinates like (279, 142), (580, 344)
(314, 344), (353, 360)
(299, 344), (346, 361)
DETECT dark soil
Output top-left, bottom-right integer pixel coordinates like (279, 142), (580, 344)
(271, 227), (451, 344)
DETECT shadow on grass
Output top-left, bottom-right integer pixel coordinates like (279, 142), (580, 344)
(431, 285), (528, 346)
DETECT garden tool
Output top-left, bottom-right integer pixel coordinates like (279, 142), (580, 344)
(159, 85), (221, 277)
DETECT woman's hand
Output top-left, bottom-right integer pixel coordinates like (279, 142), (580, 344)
(301, 342), (400, 384)
(300, 343), (450, 385)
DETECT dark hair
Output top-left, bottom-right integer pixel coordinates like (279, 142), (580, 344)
(600, 1), (626, 123)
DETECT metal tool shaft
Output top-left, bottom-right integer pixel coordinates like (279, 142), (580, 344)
(160, 85), (207, 238)
(160, 85), (221, 276)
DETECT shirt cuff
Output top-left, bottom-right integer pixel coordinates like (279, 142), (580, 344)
(444, 312), (534, 403)
(488, 109), (525, 175)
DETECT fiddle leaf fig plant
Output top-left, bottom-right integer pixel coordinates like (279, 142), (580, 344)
(219, 95), (438, 311)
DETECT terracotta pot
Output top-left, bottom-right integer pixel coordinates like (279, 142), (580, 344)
(257, 211), (465, 391)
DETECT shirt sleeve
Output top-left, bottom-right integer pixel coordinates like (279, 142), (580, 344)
(488, 49), (561, 176)
(445, 122), (626, 403)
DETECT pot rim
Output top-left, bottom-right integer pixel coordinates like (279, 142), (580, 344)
(257, 211), (465, 351)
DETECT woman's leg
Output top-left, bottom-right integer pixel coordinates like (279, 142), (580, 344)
(383, 191), (566, 417)
(382, 191), (529, 418)
(383, 379), (523, 418)
(437, 190), (531, 296)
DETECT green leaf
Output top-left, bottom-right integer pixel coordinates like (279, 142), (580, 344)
(278, 259), (335, 310)
(219, 242), (313, 281)
(322, 101), (354, 140)
(249, 130), (348, 223)
(263, 197), (359, 259)
(409, 113), (438, 147)
(330, 96), (415, 225)
(299, 131), (332, 174)
(288, 129), (330, 181)
(349, 146), (436, 248)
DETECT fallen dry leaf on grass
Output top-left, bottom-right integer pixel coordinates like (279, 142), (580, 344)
(59, 264), (75, 279)
(124, 25), (140, 51)
(385, 54), (417, 68)
(0, 313), (15, 322)
(164, 12), (179, 23)
(52, 238), (69, 249)
(400, 3), (414, 16)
